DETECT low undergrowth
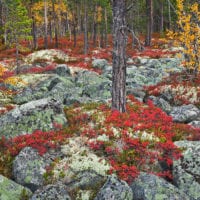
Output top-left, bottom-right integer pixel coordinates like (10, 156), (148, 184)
(0, 96), (199, 183)
(145, 71), (200, 107)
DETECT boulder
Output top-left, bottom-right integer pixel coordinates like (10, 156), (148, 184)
(24, 49), (76, 64)
(130, 173), (191, 200)
(188, 121), (200, 128)
(173, 141), (200, 200)
(65, 170), (105, 200)
(55, 64), (71, 76)
(14, 75), (74, 104)
(66, 170), (105, 191)
(126, 87), (146, 102)
(170, 104), (200, 123)
(31, 182), (71, 200)
(12, 147), (46, 192)
(92, 59), (108, 70)
(148, 96), (172, 114)
(94, 175), (133, 200)
(0, 175), (32, 200)
(0, 98), (67, 138)
(75, 70), (111, 100)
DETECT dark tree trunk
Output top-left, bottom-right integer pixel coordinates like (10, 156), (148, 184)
(112, 0), (127, 112)
(145, 0), (153, 46)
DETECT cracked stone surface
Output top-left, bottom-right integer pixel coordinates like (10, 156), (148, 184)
(173, 141), (200, 200)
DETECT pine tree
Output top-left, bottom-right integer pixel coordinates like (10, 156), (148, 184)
(4, 0), (32, 73)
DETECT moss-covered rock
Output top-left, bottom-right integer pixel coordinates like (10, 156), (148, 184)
(173, 141), (200, 200)
(0, 175), (32, 200)
(13, 147), (46, 192)
(94, 175), (133, 200)
(0, 98), (67, 138)
(31, 182), (71, 200)
(130, 173), (191, 200)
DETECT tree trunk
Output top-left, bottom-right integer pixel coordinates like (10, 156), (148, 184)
(84, 0), (88, 54)
(16, 41), (19, 74)
(0, 0), (4, 44)
(145, 0), (153, 46)
(44, 0), (48, 49)
(52, 0), (58, 48)
(160, 0), (164, 33)
(112, 0), (127, 112)
(167, 0), (171, 29)
(104, 7), (108, 47)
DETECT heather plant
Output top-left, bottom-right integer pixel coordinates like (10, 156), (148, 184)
(79, 96), (183, 182)
(0, 99), (199, 183)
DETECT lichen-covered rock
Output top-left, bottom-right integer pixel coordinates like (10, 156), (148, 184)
(75, 70), (111, 100)
(14, 75), (74, 104)
(130, 173), (191, 200)
(94, 175), (133, 200)
(188, 120), (200, 128)
(149, 96), (172, 114)
(173, 141), (200, 200)
(55, 64), (71, 76)
(170, 104), (200, 123)
(66, 170), (105, 191)
(126, 86), (146, 102)
(0, 98), (67, 138)
(24, 49), (76, 63)
(0, 175), (32, 200)
(92, 59), (108, 70)
(65, 170), (106, 200)
(12, 147), (46, 192)
(31, 182), (71, 200)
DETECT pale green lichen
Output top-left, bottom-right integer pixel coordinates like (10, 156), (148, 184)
(52, 137), (110, 181)
(0, 175), (32, 200)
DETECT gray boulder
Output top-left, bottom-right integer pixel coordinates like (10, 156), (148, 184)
(170, 104), (200, 123)
(0, 175), (32, 200)
(14, 75), (74, 104)
(24, 49), (76, 63)
(47, 64), (71, 77)
(148, 96), (172, 114)
(13, 147), (46, 192)
(127, 86), (146, 102)
(66, 170), (105, 191)
(0, 98), (67, 138)
(31, 182), (71, 200)
(75, 70), (111, 100)
(94, 175), (133, 200)
(188, 121), (200, 128)
(173, 141), (200, 200)
(65, 170), (105, 199)
(55, 64), (70, 76)
(92, 59), (108, 70)
(130, 173), (191, 200)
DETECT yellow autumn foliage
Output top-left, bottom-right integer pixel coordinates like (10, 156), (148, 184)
(167, 0), (200, 73)
(0, 64), (25, 87)
(32, 0), (68, 25)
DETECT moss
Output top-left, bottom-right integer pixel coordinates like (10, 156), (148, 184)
(0, 175), (32, 200)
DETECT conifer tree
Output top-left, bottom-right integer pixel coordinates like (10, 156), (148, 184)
(4, 0), (32, 72)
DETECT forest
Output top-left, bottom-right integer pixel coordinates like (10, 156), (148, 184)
(0, 0), (200, 200)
